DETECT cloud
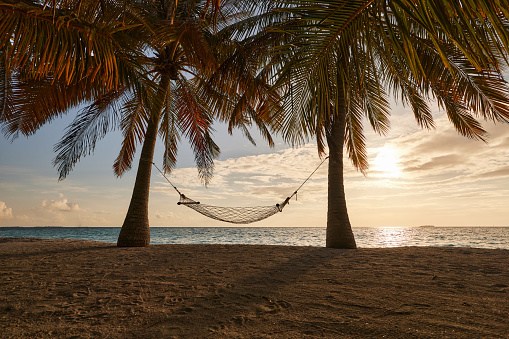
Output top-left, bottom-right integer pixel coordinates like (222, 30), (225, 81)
(16, 215), (30, 222)
(386, 116), (509, 182)
(41, 197), (81, 212)
(152, 144), (331, 206)
(0, 201), (13, 219)
(403, 154), (464, 172)
(472, 166), (509, 179)
(155, 211), (175, 219)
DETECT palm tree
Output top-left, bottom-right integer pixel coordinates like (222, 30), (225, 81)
(275, 0), (509, 248)
(0, 0), (283, 247)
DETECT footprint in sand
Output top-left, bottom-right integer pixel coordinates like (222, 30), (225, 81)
(177, 306), (194, 314)
(209, 322), (227, 332)
(166, 296), (184, 303)
(231, 315), (248, 325)
(257, 297), (292, 314)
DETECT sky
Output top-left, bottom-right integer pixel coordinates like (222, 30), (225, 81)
(1, 100), (509, 228)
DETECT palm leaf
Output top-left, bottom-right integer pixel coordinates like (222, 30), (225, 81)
(53, 89), (126, 180)
(0, 1), (143, 90)
(1, 75), (104, 138)
(440, 98), (487, 140)
(174, 73), (218, 184)
(0, 46), (13, 124)
(159, 105), (180, 174)
(113, 92), (149, 177)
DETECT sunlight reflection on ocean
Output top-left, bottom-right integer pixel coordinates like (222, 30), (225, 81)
(1, 227), (508, 249)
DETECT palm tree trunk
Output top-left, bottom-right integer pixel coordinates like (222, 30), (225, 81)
(117, 70), (171, 247)
(116, 114), (160, 247)
(325, 110), (357, 249)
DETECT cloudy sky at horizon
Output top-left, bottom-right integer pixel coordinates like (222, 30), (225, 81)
(1, 100), (509, 228)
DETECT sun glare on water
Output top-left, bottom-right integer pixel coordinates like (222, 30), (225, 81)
(371, 146), (402, 178)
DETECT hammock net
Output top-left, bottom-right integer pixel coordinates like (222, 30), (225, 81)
(178, 194), (288, 224)
(153, 156), (327, 224)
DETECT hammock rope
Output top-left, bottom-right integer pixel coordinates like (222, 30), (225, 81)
(152, 156), (329, 224)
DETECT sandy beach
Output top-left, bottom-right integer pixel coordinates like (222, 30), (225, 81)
(1, 237), (508, 338)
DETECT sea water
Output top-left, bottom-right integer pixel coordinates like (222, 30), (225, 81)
(0, 227), (508, 249)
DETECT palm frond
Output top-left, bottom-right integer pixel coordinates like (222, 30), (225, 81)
(158, 82), (180, 173)
(440, 98), (487, 140)
(432, 53), (509, 123)
(174, 73), (218, 185)
(53, 89), (125, 180)
(0, 1), (144, 90)
(0, 47), (12, 124)
(343, 97), (368, 173)
(1, 74), (106, 138)
(113, 93), (149, 177)
(389, 0), (509, 71)
(193, 130), (220, 185)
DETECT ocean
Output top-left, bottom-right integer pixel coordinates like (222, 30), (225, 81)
(1, 226), (508, 249)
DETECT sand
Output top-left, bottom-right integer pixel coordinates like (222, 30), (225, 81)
(0, 237), (508, 338)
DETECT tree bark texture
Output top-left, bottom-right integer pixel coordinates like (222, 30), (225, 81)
(325, 110), (357, 249)
(117, 115), (160, 247)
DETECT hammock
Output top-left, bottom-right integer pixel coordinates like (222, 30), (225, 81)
(152, 157), (328, 224)
(177, 194), (288, 224)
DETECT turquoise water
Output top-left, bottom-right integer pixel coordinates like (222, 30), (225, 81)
(1, 227), (508, 249)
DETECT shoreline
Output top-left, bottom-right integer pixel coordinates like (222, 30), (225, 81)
(2, 227), (509, 250)
(1, 237), (508, 338)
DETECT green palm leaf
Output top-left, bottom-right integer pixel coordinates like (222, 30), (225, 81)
(53, 89), (126, 179)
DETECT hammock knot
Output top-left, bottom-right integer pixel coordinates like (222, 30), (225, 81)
(178, 194), (200, 205)
(277, 197), (292, 212)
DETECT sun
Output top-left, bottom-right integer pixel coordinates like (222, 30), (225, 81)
(371, 146), (402, 178)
